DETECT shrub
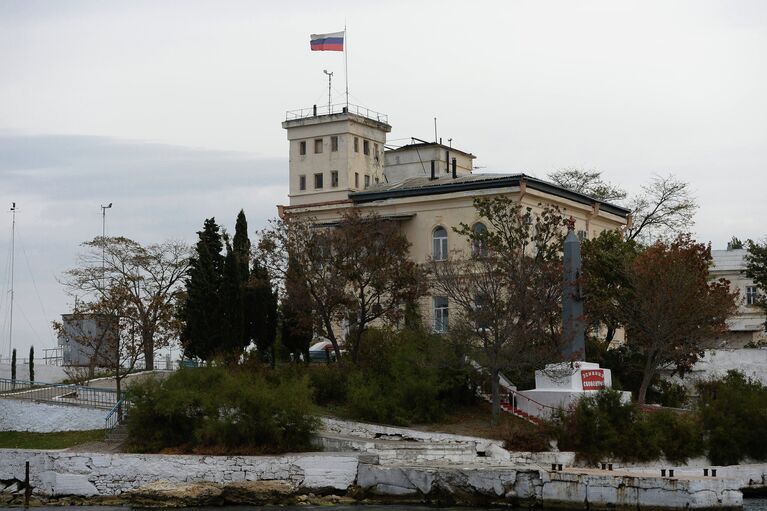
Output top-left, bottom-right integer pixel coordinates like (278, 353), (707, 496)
(697, 371), (767, 465)
(125, 366), (318, 454)
(345, 328), (476, 425)
(648, 380), (690, 408)
(309, 364), (351, 406)
(551, 389), (703, 464)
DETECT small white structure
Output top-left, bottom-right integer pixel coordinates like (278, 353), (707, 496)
(515, 361), (631, 419)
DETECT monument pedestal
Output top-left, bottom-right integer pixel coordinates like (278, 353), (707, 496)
(514, 361), (632, 420)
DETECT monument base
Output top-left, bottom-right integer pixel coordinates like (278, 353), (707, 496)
(513, 361), (632, 420)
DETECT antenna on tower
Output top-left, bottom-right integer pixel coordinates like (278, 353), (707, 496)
(323, 69), (334, 113)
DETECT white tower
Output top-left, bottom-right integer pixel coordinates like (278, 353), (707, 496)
(282, 105), (391, 206)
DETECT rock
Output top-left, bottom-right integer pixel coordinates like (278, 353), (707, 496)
(127, 481), (224, 508)
(222, 480), (295, 504)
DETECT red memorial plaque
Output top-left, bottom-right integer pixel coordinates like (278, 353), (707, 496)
(581, 369), (605, 390)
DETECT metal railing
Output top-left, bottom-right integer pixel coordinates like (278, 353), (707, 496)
(0, 378), (118, 409)
(285, 103), (388, 124)
(105, 398), (131, 435)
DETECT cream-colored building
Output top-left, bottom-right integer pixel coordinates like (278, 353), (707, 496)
(710, 248), (766, 347)
(279, 105), (631, 332)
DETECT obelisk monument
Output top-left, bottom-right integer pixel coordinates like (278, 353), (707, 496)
(562, 218), (585, 359)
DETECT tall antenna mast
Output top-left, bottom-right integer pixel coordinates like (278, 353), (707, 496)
(344, 23), (349, 109)
(323, 70), (333, 113)
(8, 202), (15, 359)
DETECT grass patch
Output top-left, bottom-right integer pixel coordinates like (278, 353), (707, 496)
(0, 430), (105, 450)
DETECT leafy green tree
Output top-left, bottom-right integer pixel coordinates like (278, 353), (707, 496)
(581, 230), (640, 342)
(181, 218), (225, 361)
(28, 346), (34, 382)
(745, 238), (767, 318)
(728, 236), (744, 250)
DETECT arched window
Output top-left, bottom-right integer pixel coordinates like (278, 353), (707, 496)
(432, 226), (448, 261)
(472, 222), (488, 257)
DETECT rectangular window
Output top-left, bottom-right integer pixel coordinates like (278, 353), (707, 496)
(299, 141), (306, 155)
(331, 170), (339, 188)
(364, 175), (370, 188)
(434, 296), (449, 333)
(374, 143), (379, 160)
(314, 173), (323, 189)
(355, 172), (359, 188)
(314, 139), (323, 154)
(354, 137), (359, 152)
(746, 286), (759, 306)
(331, 136), (338, 152)
(299, 175), (306, 191)
(363, 140), (370, 155)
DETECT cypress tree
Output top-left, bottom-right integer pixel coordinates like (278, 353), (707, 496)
(232, 210), (251, 284)
(221, 242), (246, 360)
(280, 259), (313, 363)
(250, 258), (278, 365)
(29, 346), (34, 383)
(181, 218), (225, 361)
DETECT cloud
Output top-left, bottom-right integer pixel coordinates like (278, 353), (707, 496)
(0, 133), (288, 358)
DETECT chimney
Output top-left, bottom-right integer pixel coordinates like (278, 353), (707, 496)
(445, 149), (450, 173)
(452, 158), (457, 179)
(430, 160), (436, 180)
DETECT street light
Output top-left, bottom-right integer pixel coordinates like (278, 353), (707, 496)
(100, 203), (112, 290)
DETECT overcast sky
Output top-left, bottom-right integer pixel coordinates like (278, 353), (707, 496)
(1, 0), (766, 359)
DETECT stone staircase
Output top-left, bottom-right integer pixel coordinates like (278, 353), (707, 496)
(480, 393), (544, 425)
(105, 423), (128, 444)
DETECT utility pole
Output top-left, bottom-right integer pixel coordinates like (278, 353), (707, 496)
(7, 203), (15, 360)
(100, 203), (112, 294)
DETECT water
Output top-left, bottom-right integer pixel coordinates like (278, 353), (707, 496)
(1, 503), (766, 510)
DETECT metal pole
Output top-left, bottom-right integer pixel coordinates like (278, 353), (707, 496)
(8, 203), (15, 360)
(328, 72), (332, 112)
(100, 203), (112, 296)
(344, 24), (349, 109)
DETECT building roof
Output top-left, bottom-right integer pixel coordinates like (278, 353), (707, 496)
(349, 173), (631, 217)
(711, 249), (748, 273)
(385, 142), (476, 159)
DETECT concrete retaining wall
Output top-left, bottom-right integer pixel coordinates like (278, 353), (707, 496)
(0, 450), (360, 496)
(0, 400), (105, 432)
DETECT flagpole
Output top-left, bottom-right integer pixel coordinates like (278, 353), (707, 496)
(344, 23), (349, 110)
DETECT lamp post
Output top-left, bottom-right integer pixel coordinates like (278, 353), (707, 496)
(100, 203), (112, 292)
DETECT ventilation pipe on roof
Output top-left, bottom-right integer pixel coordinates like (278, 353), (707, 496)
(445, 149), (450, 174)
(313, 104), (317, 116)
(430, 160), (436, 180)
(452, 158), (457, 179)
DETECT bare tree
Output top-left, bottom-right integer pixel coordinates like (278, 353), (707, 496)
(258, 210), (425, 362)
(59, 236), (189, 376)
(432, 197), (566, 423)
(258, 215), (349, 360)
(548, 168), (628, 202)
(625, 174), (698, 243)
(334, 209), (426, 362)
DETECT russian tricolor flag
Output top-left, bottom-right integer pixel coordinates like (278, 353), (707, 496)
(310, 31), (344, 52)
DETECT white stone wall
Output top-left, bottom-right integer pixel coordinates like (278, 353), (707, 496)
(0, 450), (360, 497)
(663, 348), (767, 388)
(0, 400), (105, 432)
(0, 363), (67, 383)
